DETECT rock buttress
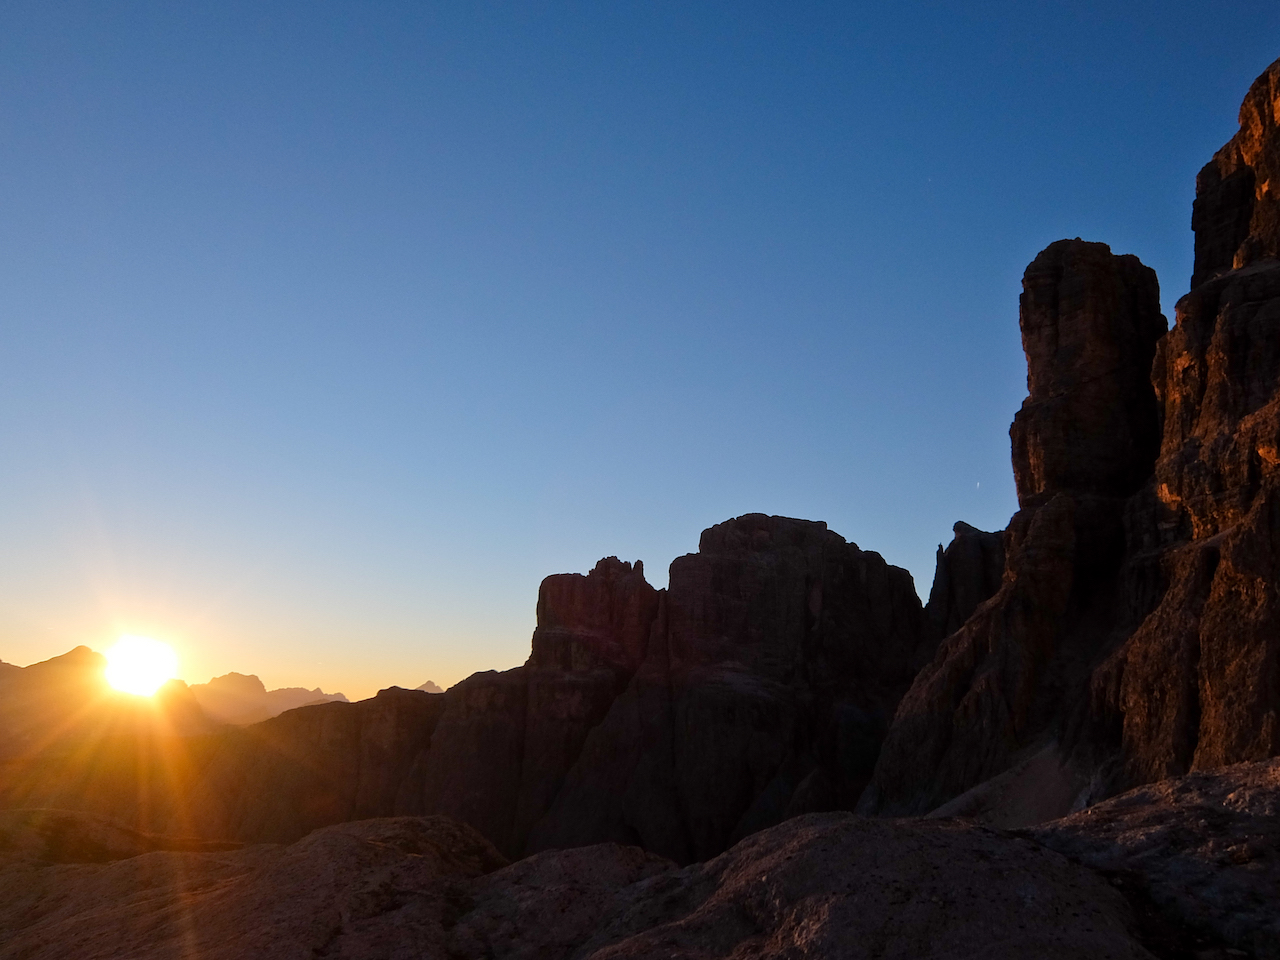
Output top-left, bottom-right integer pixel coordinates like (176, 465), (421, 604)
(862, 239), (1167, 819)
(527, 514), (927, 863)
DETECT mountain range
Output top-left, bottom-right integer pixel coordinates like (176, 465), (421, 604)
(3, 52), (1280, 960)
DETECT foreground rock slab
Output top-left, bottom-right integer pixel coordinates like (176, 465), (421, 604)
(1, 808), (1160, 960)
(453, 814), (1154, 960)
(1031, 758), (1280, 960)
(0, 815), (507, 960)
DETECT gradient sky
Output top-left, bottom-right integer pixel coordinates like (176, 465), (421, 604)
(2, 2), (1277, 699)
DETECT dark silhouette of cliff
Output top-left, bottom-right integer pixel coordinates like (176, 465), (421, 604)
(4, 55), (1280, 877)
(862, 56), (1280, 822)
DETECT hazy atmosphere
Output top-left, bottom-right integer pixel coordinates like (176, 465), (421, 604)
(3, 1), (1278, 698)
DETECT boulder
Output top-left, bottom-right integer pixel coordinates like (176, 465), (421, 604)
(1030, 758), (1280, 960)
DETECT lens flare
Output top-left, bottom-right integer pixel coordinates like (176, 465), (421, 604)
(104, 635), (178, 696)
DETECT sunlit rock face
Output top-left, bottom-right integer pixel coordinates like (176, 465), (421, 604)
(1192, 57), (1280, 288)
(1081, 58), (1280, 790)
(1091, 263), (1280, 786)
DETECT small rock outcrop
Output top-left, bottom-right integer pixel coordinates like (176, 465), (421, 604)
(923, 521), (1005, 641)
(1030, 758), (1280, 960)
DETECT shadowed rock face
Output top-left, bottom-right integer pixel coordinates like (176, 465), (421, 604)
(865, 59), (1280, 824)
(1011, 239), (1166, 504)
(862, 240), (1168, 819)
(527, 514), (928, 863)
(164, 520), (929, 864)
(923, 521), (1005, 642)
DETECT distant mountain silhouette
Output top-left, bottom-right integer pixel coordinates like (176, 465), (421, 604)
(188, 672), (348, 725)
(415, 680), (443, 694)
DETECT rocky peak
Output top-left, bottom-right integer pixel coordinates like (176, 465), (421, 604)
(1010, 239), (1167, 505)
(527, 556), (658, 674)
(924, 521), (1005, 641)
(1192, 56), (1280, 287)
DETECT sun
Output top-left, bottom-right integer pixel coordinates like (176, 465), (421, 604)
(104, 635), (179, 696)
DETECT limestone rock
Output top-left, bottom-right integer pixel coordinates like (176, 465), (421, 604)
(1010, 239), (1166, 504)
(1086, 259), (1280, 788)
(867, 59), (1280, 823)
(923, 520), (1005, 641)
(0, 810), (1162, 960)
(864, 240), (1167, 819)
(1078, 60), (1280, 790)
(529, 514), (928, 863)
(0, 814), (506, 960)
(164, 528), (925, 865)
(184, 687), (446, 842)
(1192, 57), (1280, 288)
(1031, 758), (1280, 960)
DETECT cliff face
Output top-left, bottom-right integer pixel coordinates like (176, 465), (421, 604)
(175, 519), (929, 861)
(1090, 253), (1280, 785)
(528, 514), (927, 863)
(1191, 58), (1280, 288)
(862, 239), (1168, 818)
(864, 57), (1280, 821)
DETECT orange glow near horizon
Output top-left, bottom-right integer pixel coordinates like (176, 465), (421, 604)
(104, 635), (179, 696)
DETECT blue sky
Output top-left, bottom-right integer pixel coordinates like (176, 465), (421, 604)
(2, 2), (1277, 697)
